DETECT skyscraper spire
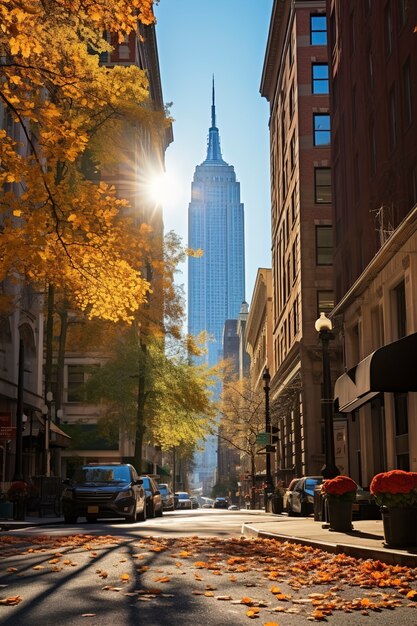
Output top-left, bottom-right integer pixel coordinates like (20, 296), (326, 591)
(211, 74), (216, 128)
(204, 76), (226, 164)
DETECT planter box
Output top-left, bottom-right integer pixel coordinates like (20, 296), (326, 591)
(0, 501), (14, 520)
(382, 506), (416, 547)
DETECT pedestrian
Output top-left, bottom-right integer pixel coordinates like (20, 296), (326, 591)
(245, 493), (251, 510)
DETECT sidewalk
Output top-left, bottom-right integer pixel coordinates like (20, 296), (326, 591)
(242, 513), (417, 567)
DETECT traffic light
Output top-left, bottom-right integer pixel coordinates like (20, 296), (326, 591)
(271, 426), (279, 444)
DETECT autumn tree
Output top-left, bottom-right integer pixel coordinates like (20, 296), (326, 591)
(0, 0), (167, 322)
(219, 377), (266, 500)
(82, 231), (218, 471)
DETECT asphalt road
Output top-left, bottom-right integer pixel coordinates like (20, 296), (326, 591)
(1, 509), (417, 626)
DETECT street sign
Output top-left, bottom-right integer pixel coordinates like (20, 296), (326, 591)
(256, 432), (271, 445)
(0, 426), (16, 439)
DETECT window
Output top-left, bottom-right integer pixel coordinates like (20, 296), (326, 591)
(368, 50), (374, 90)
(389, 86), (397, 150)
(385, 1), (393, 57)
(290, 133), (296, 170)
(403, 58), (412, 126)
(310, 15), (327, 45)
(312, 63), (329, 94)
(313, 114), (330, 146)
(316, 226), (333, 265)
(370, 121), (377, 174)
(314, 168), (331, 203)
(289, 82), (295, 118)
(394, 393), (408, 437)
(317, 291), (334, 317)
(67, 364), (99, 402)
(393, 280), (406, 339)
(399, 0), (407, 26)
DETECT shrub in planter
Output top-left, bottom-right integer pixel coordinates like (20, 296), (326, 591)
(321, 475), (357, 501)
(370, 470), (417, 508)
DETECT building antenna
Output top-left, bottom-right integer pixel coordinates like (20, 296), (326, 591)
(211, 74), (216, 128)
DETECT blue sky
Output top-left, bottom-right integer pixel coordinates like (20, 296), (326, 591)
(154, 0), (273, 302)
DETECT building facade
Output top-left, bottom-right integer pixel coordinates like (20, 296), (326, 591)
(329, 0), (417, 485)
(260, 0), (340, 481)
(188, 82), (246, 492)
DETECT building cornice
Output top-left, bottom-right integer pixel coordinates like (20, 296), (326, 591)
(333, 204), (417, 317)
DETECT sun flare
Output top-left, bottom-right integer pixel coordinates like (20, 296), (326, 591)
(146, 171), (180, 208)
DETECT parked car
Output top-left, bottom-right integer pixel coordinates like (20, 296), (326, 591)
(158, 483), (175, 511)
(175, 491), (192, 509)
(352, 486), (381, 520)
(190, 496), (199, 509)
(228, 504), (239, 511)
(61, 463), (146, 524)
(140, 475), (163, 518)
(201, 497), (214, 508)
(213, 497), (230, 509)
(284, 476), (323, 516)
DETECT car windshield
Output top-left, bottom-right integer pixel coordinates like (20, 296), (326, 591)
(158, 485), (169, 493)
(73, 466), (130, 484)
(304, 478), (322, 496)
(177, 493), (189, 499)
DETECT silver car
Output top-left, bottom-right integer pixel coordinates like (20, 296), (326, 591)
(175, 491), (192, 509)
(284, 476), (323, 516)
(158, 483), (175, 511)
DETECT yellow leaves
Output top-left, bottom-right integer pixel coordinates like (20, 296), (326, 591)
(120, 573), (130, 583)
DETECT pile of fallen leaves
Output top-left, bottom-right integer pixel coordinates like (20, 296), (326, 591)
(1, 533), (417, 622)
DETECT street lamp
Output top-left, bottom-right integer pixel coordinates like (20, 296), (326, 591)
(315, 313), (340, 480)
(262, 367), (274, 511)
(42, 391), (53, 477)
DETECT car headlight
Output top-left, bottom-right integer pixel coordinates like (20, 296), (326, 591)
(115, 489), (134, 502)
(62, 488), (74, 499)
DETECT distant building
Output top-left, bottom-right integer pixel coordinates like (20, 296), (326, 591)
(188, 80), (245, 491)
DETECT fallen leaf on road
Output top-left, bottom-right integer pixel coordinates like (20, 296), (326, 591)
(0, 596), (22, 605)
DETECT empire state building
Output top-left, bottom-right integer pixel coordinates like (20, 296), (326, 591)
(188, 80), (245, 490)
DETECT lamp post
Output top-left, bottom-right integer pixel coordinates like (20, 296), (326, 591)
(315, 313), (340, 479)
(42, 391), (53, 477)
(263, 367), (274, 511)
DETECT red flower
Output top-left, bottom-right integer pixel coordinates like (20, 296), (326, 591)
(321, 475), (357, 500)
(370, 470), (417, 507)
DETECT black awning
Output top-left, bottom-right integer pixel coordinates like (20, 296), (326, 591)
(334, 332), (417, 413)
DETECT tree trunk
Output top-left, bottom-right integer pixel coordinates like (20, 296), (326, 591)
(133, 340), (147, 472)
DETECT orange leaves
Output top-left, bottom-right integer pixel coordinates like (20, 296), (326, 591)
(0, 595), (22, 606)
(1, 532), (417, 623)
(246, 607), (260, 618)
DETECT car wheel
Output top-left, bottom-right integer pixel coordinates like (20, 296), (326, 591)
(156, 505), (163, 517)
(64, 514), (77, 524)
(125, 500), (137, 523)
(286, 503), (294, 516)
(137, 503), (147, 522)
(300, 502), (309, 516)
(147, 501), (155, 518)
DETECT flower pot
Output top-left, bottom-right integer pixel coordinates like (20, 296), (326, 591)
(327, 499), (353, 532)
(0, 501), (14, 520)
(381, 506), (416, 547)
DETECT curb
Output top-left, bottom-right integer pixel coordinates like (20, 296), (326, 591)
(242, 523), (417, 567)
